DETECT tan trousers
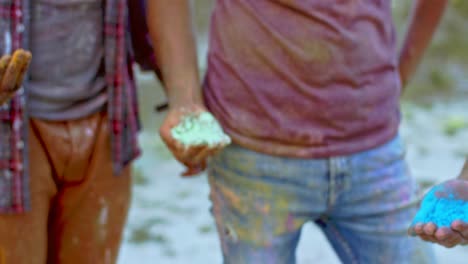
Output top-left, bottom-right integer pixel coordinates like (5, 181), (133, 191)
(0, 112), (131, 264)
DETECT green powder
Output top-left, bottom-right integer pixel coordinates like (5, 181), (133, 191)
(171, 112), (231, 147)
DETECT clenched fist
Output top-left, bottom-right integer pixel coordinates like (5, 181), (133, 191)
(0, 49), (32, 105)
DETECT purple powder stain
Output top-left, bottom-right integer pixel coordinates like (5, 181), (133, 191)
(286, 214), (296, 232)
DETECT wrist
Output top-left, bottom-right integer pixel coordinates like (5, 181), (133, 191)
(458, 159), (468, 180)
(168, 91), (203, 109)
(398, 57), (411, 88)
(165, 79), (203, 107)
(459, 171), (468, 181)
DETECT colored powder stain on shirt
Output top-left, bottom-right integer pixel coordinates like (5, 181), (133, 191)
(204, 0), (401, 158)
(412, 185), (468, 227)
(171, 112), (231, 147)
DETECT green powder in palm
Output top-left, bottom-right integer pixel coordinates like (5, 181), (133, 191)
(171, 112), (231, 147)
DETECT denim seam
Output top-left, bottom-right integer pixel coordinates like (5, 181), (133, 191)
(328, 158), (336, 207)
(328, 222), (359, 264)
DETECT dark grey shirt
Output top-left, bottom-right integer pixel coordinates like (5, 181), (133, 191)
(28, 0), (107, 120)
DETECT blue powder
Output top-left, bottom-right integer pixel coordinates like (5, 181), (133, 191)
(411, 185), (468, 227)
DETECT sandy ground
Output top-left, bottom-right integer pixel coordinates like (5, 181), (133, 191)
(116, 90), (468, 263)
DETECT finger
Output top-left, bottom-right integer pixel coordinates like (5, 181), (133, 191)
(192, 146), (211, 165)
(196, 142), (228, 161)
(182, 162), (205, 177)
(440, 234), (462, 248)
(180, 144), (205, 163)
(192, 141), (229, 164)
(182, 167), (202, 177)
(201, 159), (207, 171)
(413, 223), (425, 235)
(434, 227), (464, 247)
(452, 220), (468, 240)
(434, 227), (454, 241)
(159, 126), (185, 154)
(0, 50), (31, 105)
(0, 55), (11, 82)
(0, 55), (11, 104)
(13, 50), (32, 90)
(452, 220), (465, 231)
(182, 160), (206, 177)
(213, 142), (229, 156)
(160, 131), (206, 171)
(2, 49), (31, 93)
(159, 130), (189, 165)
(419, 234), (437, 243)
(182, 159), (207, 177)
(423, 223), (437, 236)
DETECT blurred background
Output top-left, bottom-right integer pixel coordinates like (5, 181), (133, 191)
(118, 1), (468, 263)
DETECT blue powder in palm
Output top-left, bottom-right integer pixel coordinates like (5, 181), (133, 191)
(412, 185), (468, 227)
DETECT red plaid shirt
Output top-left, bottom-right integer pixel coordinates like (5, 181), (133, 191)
(0, 0), (156, 213)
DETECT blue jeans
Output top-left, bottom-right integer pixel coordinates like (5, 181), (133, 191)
(208, 135), (434, 264)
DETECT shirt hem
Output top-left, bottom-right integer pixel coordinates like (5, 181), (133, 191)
(227, 127), (400, 159)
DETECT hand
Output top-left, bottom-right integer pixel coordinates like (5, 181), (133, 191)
(409, 179), (468, 248)
(398, 62), (409, 90)
(159, 103), (227, 177)
(0, 49), (32, 105)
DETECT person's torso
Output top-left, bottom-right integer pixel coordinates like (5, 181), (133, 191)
(204, 0), (401, 158)
(28, 0), (107, 120)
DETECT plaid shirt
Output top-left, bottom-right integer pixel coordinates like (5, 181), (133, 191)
(0, 0), (156, 213)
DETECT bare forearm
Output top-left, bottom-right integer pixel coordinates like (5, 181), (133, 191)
(398, 0), (448, 90)
(147, 0), (202, 107)
(459, 159), (468, 180)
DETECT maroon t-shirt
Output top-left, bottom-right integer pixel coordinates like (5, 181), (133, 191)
(203, 0), (401, 158)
